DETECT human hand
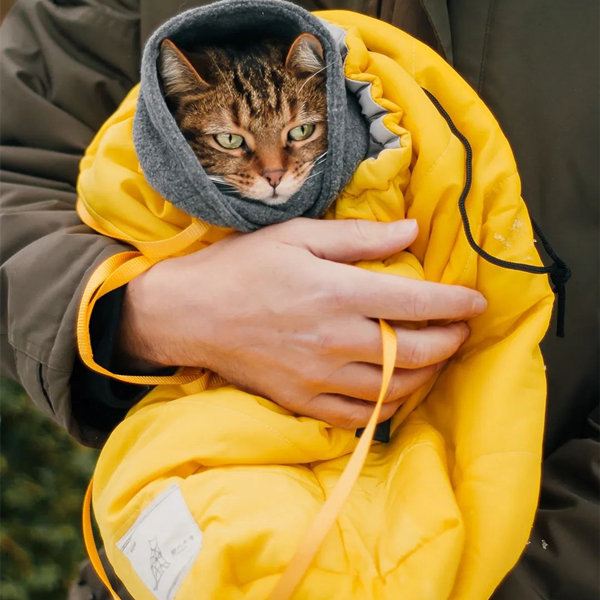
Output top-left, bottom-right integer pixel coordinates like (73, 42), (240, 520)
(116, 218), (486, 428)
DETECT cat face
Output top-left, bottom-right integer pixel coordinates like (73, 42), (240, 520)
(159, 34), (328, 205)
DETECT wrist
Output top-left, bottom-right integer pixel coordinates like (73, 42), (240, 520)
(113, 258), (216, 372)
(114, 269), (173, 372)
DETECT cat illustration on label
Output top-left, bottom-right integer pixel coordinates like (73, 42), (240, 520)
(159, 33), (328, 206)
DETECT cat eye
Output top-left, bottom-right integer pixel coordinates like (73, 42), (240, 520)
(214, 133), (244, 149)
(288, 124), (315, 142)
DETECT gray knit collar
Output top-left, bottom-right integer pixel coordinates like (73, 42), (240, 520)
(134, 0), (368, 232)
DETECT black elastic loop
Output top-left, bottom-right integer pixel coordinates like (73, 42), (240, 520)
(422, 88), (571, 336)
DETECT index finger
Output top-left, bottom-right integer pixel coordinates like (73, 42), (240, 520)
(333, 264), (487, 321)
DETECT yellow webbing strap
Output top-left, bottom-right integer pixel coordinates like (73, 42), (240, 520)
(77, 200), (215, 260)
(77, 252), (205, 385)
(83, 480), (121, 600)
(82, 320), (396, 599)
(268, 319), (397, 600)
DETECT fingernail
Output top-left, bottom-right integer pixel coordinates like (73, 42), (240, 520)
(458, 322), (471, 342)
(472, 295), (487, 313)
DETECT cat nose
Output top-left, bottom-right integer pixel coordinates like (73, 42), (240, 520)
(262, 169), (285, 188)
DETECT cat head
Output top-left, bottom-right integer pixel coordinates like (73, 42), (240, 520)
(158, 34), (328, 205)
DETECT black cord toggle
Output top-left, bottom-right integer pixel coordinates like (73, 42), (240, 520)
(549, 261), (571, 338)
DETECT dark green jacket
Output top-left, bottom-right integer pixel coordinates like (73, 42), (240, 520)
(1, 1), (597, 598)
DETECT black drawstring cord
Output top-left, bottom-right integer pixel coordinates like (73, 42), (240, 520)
(361, 88), (571, 444)
(422, 88), (571, 337)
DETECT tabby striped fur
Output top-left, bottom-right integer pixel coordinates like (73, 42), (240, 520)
(159, 34), (328, 205)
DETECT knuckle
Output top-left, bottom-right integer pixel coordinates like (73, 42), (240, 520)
(328, 416), (355, 429)
(387, 367), (425, 402)
(387, 366), (432, 401)
(319, 280), (350, 311)
(345, 404), (372, 429)
(431, 324), (464, 361)
(384, 374), (406, 402)
(302, 274), (343, 310)
(324, 400), (370, 429)
(444, 329), (464, 355)
(379, 401), (402, 421)
(342, 415), (369, 429)
(452, 321), (470, 345)
(409, 365), (437, 392)
(299, 363), (328, 393)
(403, 338), (429, 367)
(313, 324), (344, 357)
(350, 218), (373, 243)
(315, 331), (338, 356)
(404, 288), (431, 320)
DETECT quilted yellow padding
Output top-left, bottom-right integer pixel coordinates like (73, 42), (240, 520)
(77, 11), (554, 600)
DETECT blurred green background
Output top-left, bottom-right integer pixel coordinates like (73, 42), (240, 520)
(1, 377), (98, 600)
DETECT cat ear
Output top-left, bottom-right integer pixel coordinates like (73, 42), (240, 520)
(159, 39), (211, 97)
(285, 33), (325, 76)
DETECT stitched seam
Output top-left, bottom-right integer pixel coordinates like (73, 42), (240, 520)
(460, 171), (520, 283)
(416, 0), (447, 59)
(477, 0), (497, 94)
(418, 132), (455, 183)
(482, 170), (519, 204)
(37, 363), (56, 415)
(11, 342), (69, 374)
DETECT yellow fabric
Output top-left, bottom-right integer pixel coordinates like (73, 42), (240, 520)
(78, 11), (554, 600)
(82, 321), (397, 600)
(269, 320), (398, 600)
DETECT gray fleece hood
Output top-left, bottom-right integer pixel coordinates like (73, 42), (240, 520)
(133, 0), (369, 232)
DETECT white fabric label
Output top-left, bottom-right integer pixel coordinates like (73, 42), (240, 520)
(116, 484), (203, 600)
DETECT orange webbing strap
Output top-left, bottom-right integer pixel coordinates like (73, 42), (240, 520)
(83, 480), (122, 600)
(77, 252), (205, 385)
(268, 319), (397, 600)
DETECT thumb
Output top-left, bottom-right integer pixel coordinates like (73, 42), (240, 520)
(271, 218), (419, 263)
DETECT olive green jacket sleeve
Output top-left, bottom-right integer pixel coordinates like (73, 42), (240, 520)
(0, 0), (141, 445)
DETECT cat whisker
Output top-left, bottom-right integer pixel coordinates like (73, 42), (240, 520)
(302, 153), (328, 171)
(207, 176), (239, 194)
(303, 170), (324, 182)
(207, 175), (235, 186)
(297, 62), (332, 93)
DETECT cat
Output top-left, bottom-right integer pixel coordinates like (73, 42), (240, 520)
(158, 33), (328, 206)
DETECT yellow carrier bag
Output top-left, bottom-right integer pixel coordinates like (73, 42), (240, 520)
(75, 3), (564, 599)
